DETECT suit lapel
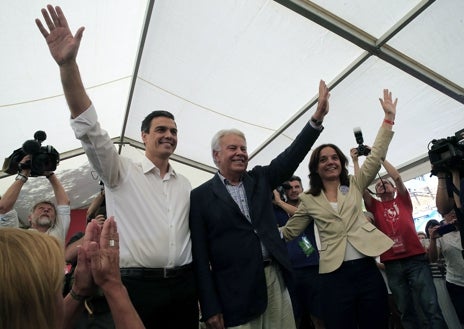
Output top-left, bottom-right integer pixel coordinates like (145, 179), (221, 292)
(242, 173), (256, 221)
(211, 174), (248, 218)
(312, 189), (341, 219)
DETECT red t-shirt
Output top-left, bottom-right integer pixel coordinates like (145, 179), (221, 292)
(366, 192), (425, 262)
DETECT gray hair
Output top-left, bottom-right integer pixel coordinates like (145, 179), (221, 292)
(30, 200), (57, 215)
(211, 129), (246, 166)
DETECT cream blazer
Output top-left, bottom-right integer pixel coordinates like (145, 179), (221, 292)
(281, 127), (394, 273)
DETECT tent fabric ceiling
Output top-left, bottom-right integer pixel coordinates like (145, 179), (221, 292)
(1, 0), (463, 221)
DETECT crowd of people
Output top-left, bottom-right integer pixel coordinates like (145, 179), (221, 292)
(0, 4), (463, 329)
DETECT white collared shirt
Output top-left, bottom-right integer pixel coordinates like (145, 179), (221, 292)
(49, 205), (71, 243)
(71, 105), (192, 268)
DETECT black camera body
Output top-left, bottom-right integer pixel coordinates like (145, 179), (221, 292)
(428, 128), (464, 173)
(275, 182), (291, 201)
(353, 128), (371, 156)
(2, 131), (60, 177)
(436, 223), (457, 236)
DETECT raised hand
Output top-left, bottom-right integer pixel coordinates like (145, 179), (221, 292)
(35, 5), (85, 65)
(378, 89), (397, 118)
(88, 217), (121, 290)
(313, 79), (330, 121)
(71, 217), (103, 297)
(71, 244), (97, 297)
(350, 148), (359, 161)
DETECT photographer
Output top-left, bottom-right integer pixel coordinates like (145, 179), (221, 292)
(26, 170), (71, 244)
(1, 156), (70, 244)
(428, 209), (464, 326)
(351, 150), (447, 329)
(431, 129), (464, 256)
(429, 128), (464, 211)
(1, 153), (70, 243)
(273, 176), (325, 329)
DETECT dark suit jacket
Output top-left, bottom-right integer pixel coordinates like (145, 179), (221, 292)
(189, 123), (322, 327)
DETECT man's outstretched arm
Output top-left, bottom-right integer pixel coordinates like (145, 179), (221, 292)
(36, 5), (91, 118)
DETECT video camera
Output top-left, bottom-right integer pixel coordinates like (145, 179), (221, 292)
(353, 128), (371, 156)
(2, 131), (60, 177)
(428, 128), (464, 174)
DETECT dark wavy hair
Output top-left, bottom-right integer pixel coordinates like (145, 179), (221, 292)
(141, 110), (175, 133)
(307, 143), (350, 196)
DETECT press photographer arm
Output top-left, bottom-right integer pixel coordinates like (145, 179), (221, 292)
(435, 166), (464, 261)
(381, 160), (407, 195)
(47, 172), (71, 243)
(272, 190), (298, 216)
(429, 129), (464, 213)
(451, 169), (462, 209)
(436, 169), (462, 214)
(0, 156), (31, 215)
(46, 172), (70, 206)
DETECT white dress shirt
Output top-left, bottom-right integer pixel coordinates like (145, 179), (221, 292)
(49, 205), (71, 243)
(71, 105), (192, 268)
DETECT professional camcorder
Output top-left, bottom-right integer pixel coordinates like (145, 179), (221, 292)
(428, 128), (464, 174)
(353, 128), (371, 156)
(2, 131), (60, 177)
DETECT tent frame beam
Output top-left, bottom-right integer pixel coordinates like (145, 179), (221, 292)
(245, 0), (455, 177)
(274, 0), (464, 104)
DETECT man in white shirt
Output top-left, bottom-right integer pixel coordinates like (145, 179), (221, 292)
(36, 5), (198, 328)
(28, 182), (71, 244)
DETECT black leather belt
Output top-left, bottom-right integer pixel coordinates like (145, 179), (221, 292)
(120, 263), (193, 279)
(263, 258), (273, 267)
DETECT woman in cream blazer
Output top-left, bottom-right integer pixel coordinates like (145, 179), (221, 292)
(281, 89), (397, 329)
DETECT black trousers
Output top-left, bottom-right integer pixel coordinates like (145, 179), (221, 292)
(121, 268), (199, 329)
(320, 257), (389, 329)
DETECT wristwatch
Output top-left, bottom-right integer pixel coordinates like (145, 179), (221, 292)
(15, 173), (28, 183)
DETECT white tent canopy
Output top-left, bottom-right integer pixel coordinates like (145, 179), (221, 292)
(2, 0), (463, 222)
